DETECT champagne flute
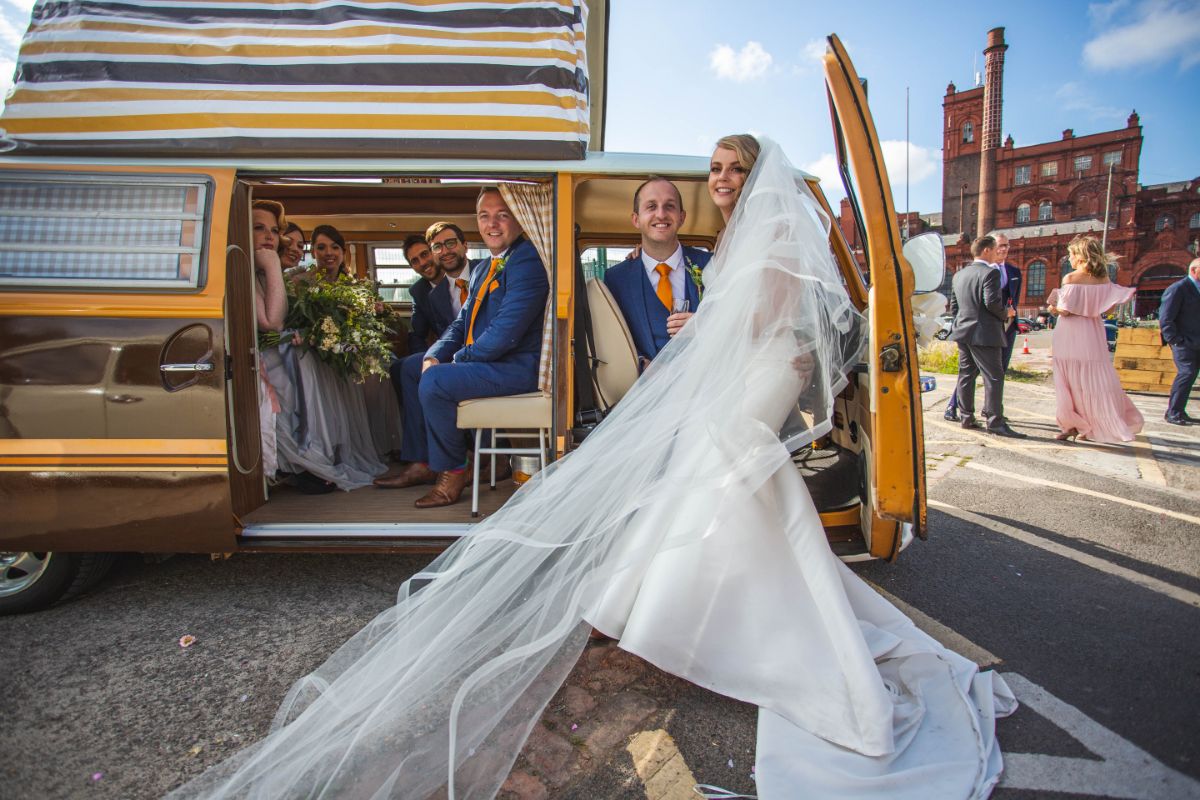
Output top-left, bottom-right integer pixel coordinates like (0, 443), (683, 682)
(671, 298), (690, 314)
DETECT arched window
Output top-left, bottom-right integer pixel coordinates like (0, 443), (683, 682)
(1107, 262), (1118, 282)
(1016, 203), (1031, 224)
(1038, 201), (1053, 221)
(1155, 214), (1175, 231)
(1190, 212), (1200, 229)
(1026, 261), (1046, 299)
(1061, 257), (1073, 278)
(1074, 195), (1091, 217)
(962, 121), (974, 143)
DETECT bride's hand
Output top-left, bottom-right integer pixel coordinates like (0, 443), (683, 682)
(792, 352), (816, 390)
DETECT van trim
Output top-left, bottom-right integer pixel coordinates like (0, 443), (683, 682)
(239, 522), (473, 539)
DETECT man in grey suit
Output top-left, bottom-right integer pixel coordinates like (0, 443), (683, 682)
(948, 235), (1027, 438)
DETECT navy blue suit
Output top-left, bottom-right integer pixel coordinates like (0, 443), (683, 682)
(399, 237), (548, 471)
(407, 276), (455, 355)
(603, 246), (712, 365)
(1159, 276), (1200, 417)
(389, 276), (456, 441)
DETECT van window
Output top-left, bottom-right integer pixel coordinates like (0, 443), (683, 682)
(371, 242), (490, 304)
(0, 173), (210, 291)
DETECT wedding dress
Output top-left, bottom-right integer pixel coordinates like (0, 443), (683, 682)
(169, 140), (1013, 800)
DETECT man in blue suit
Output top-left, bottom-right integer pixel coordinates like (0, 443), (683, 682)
(1159, 258), (1200, 425)
(375, 189), (548, 507)
(603, 177), (711, 369)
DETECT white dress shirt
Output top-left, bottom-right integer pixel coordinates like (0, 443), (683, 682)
(641, 245), (686, 307)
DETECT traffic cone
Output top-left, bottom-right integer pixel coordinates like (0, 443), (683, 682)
(1021, 336), (1031, 355)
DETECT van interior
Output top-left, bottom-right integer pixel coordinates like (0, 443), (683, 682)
(243, 171), (873, 556)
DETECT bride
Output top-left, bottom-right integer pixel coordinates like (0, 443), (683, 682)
(170, 138), (1014, 799)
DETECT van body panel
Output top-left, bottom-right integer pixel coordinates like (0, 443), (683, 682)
(823, 34), (927, 556)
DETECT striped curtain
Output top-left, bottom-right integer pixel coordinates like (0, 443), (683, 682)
(498, 181), (554, 392)
(1, 0), (590, 159)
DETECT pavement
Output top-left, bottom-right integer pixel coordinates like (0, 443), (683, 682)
(2, 330), (1197, 800)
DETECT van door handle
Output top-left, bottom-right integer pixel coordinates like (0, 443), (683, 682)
(160, 362), (215, 373)
(105, 394), (143, 404)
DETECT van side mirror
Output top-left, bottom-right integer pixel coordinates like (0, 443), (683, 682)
(903, 232), (945, 294)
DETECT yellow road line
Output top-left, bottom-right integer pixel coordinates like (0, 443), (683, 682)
(627, 729), (702, 800)
(1131, 435), (1167, 486)
(931, 500), (1200, 608)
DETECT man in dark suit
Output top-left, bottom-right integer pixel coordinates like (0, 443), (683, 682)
(948, 235), (1026, 438)
(946, 232), (1020, 420)
(376, 189), (549, 507)
(1159, 258), (1200, 425)
(603, 177), (711, 370)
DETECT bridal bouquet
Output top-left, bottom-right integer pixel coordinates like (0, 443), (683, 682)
(262, 272), (394, 382)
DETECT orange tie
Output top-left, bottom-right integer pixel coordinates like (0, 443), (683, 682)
(655, 263), (673, 310)
(455, 278), (468, 306)
(466, 257), (502, 345)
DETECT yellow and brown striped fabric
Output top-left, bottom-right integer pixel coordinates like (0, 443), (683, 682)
(0, 0), (591, 159)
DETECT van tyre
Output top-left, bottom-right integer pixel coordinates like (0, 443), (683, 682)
(0, 552), (116, 616)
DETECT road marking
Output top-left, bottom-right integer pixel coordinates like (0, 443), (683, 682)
(627, 729), (701, 800)
(999, 673), (1200, 799)
(930, 500), (1200, 608)
(961, 461), (1200, 526)
(867, 582), (1001, 667)
(1131, 435), (1167, 486)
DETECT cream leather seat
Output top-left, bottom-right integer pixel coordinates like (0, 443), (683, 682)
(454, 278), (639, 518)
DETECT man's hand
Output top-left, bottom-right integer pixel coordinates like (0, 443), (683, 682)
(422, 357), (439, 373)
(1007, 308), (1016, 319)
(666, 311), (693, 337)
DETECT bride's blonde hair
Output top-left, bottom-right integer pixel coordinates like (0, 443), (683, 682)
(715, 134), (761, 173)
(1067, 234), (1116, 279)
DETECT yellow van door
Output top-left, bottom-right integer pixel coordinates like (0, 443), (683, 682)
(0, 166), (239, 553)
(823, 35), (927, 558)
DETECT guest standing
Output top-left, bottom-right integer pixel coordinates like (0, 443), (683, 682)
(1157, 257), (1200, 425)
(948, 235), (1026, 438)
(1046, 235), (1144, 442)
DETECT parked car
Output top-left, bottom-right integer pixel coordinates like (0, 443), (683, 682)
(935, 314), (954, 340)
(1017, 316), (1041, 331)
(1104, 322), (1119, 352)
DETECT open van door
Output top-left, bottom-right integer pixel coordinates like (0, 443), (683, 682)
(823, 35), (927, 558)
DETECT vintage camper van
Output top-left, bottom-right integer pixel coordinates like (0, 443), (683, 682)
(0, 6), (939, 614)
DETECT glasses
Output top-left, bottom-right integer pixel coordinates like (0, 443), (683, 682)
(430, 237), (460, 253)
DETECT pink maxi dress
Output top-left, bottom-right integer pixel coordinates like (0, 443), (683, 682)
(1048, 282), (1144, 442)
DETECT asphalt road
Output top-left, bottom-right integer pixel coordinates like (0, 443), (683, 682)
(2, 375), (1197, 800)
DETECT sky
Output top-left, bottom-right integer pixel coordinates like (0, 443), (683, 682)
(1, 0), (1198, 216)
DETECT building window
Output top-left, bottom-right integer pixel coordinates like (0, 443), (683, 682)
(1041, 161), (1058, 178)
(962, 121), (974, 143)
(1103, 150), (1122, 167)
(1155, 214), (1175, 232)
(1190, 212), (1200, 229)
(1026, 261), (1046, 299)
(1073, 154), (1093, 173)
(1015, 165), (1031, 185)
(1038, 201), (1053, 221)
(1016, 203), (1031, 224)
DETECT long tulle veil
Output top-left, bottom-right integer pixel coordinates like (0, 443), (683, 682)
(168, 139), (864, 799)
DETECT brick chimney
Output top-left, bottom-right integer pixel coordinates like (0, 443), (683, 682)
(977, 27), (1007, 238)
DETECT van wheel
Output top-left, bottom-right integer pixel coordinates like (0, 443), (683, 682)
(934, 329), (949, 340)
(0, 552), (116, 616)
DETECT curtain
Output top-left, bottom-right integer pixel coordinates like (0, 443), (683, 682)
(498, 181), (555, 393)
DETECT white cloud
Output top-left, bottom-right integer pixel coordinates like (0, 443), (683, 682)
(802, 38), (827, 63)
(880, 140), (937, 187)
(1053, 81), (1128, 121)
(803, 152), (841, 189)
(1083, 0), (1200, 71)
(708, 41), (773, 82)
(1088, 0), (1134, 25)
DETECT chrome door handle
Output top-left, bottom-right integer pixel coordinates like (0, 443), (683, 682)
(160, 362), (215, 373)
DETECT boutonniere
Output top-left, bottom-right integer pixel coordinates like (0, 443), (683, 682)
(684, 256), (704, 299)
(485, 256), (507, 295)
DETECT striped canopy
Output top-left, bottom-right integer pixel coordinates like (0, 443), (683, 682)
(0, 0), (594, 159)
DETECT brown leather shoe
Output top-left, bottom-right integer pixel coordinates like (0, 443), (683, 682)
(414, 469), (469, 508)
(373, 462), (436, 489)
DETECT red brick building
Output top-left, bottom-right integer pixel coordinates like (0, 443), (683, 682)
(937, 27), (1199, 317)
(835, 27), (1199, 317)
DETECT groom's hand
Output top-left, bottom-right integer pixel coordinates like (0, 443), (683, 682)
(666, 312), (693, 337)
(422, 357), (439, 372)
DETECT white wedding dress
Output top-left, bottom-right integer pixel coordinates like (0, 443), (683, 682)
(169, 141), (1013, 800)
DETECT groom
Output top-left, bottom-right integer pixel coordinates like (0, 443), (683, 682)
(604, 177), (711, 370)
(375, 188), (549, 507)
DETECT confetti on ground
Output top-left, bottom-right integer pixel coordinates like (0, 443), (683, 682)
(179, 634), (197, 648)
(727, 758), (734, 768)
(188, 745), (203, 757)
(239, 694), (249, 702)
(570, 723), (578, 731)
(91, 772), (103, 782)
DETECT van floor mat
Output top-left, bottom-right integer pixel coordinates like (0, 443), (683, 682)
(795, 446), (861, 511)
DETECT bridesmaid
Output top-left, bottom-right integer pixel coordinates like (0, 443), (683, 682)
(279, 222), (306, 270)
(1047, 235), (1144, 443)
(310, 224), (355, 281)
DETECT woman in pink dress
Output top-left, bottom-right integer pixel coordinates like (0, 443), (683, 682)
(1047, 235), (1143, 443)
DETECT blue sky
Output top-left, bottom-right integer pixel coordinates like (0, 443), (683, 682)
(2, 0), (1197, 215)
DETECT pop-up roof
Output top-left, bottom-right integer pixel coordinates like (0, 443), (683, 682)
(0, 0), (602, 159)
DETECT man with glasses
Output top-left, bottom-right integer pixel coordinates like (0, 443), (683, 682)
(427, 221), (473, 320)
